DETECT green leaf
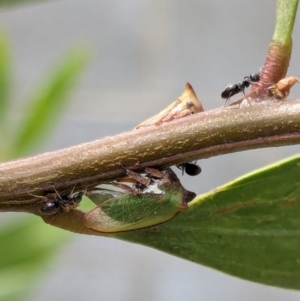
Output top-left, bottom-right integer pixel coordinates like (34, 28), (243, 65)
(10, 47), (90, 158)
(114, 154), (300, 290)
(0, 217), (69, 301)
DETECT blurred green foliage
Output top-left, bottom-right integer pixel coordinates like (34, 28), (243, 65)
(0, 0), (45, 7)
(0, 219), (70, 301)
(11, 48), (89, 157)
(0, 34), (90, 159)
(0, 32), (90, 301)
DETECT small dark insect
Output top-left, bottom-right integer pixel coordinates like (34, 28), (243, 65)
(39, 190), (84, 216)
(177, 162), (202, 176)
(221, 72), (260, 106)
(40, 199), (60, 215)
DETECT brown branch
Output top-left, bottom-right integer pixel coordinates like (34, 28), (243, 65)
(0, 99), (300, 214)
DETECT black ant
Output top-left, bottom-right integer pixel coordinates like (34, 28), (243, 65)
(176, 162), (202, 176)
(221, 72), (260, 106)
(37, 189), (85, 216)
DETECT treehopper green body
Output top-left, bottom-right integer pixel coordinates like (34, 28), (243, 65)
(84, 168), (196, 233)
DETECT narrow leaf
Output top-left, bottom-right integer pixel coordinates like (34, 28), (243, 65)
(0, 217), (69, 301)
(10, 47), (89, 157)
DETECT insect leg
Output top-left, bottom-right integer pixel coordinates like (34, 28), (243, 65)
(110, 182), (142, 195)
(118, 163), (151, 187)
(144, 167), (165, 180)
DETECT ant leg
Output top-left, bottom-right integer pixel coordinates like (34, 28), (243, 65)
(224, 98), (231, 107)
(240, 87), (252, 106)
(68, 185), (76, 197)
(52, 187), (63, 201)
(176, 164), (185, 175)
(29, 191), (58, 203)
(29, 193), (47, 201)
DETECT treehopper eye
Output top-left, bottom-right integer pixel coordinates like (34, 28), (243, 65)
(83, 168), (196, 233)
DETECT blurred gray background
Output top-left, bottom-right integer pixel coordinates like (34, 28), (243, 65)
(1, 0), (300, 300)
